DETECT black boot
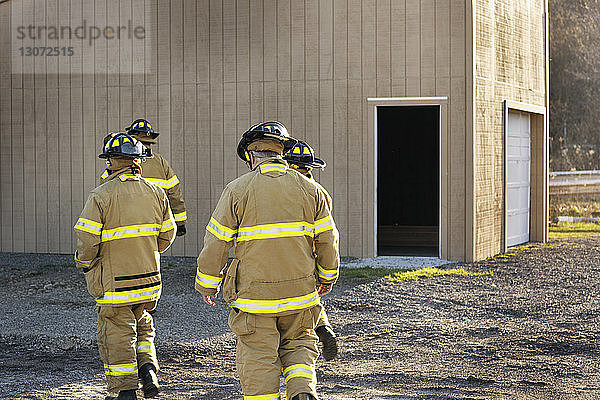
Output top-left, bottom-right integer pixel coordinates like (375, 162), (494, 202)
(105, 389), (137, 400)
(139, 363), (160, 398)
(292, 394), (316, 400)
(316, 325), (338, 361)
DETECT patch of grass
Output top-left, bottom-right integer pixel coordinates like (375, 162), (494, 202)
(549, 222), (600, 238)
(550, 196), (600, 219)
(385, 267), (492, 284)
(340, 266), (409, 279)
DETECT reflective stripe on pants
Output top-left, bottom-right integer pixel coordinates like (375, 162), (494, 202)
(228, 305), (322, 400)
(97, 301), (158, 392)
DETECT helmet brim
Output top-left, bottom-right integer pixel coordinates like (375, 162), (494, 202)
(131, 134), (158, 144)
(98, 153), (142, 159)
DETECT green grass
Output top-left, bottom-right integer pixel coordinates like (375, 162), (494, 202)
(385, 267), (492, 284)
(340, 266), (409, 279)
(549, 222), (600, 238)
(550, 197), (600, 219)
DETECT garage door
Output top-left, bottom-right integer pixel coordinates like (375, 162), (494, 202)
(506, 110), (531, 247)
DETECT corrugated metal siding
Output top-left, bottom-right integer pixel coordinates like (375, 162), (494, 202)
(474, 0), (546, 259)
(1, 0), (474, 258)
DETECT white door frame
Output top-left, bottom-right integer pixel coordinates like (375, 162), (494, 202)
(503, 100), (547, 251)
(367, 97), (448, 258)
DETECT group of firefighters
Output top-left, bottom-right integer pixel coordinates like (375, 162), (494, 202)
(73, 119), (340, 400)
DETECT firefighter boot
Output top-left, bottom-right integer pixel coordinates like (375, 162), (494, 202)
(316, 325), (338, 361)
(292, 394), (316, 400)
(139, 363), (159, 398)
(105, 390), (137, 400)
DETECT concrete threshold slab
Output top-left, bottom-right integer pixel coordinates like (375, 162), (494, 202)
(342, 256), (455, 270)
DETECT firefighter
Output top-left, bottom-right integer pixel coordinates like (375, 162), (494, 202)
(74, 133), (176, 400)
(195, 121), (340, 400)
(100, 119), (187, 237)
(283, 140), (338, 361)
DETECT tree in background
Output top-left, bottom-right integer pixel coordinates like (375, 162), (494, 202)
(550, 0), (600, 170)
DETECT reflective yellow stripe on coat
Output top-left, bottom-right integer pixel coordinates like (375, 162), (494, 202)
(173, 211), (187, 222)
(206, 217), (237, 242)
(195, 270), (222, 290)
(259, 163), (287, 174)
(206, 219), (332, 243)
(145, 175), (180, 189)
(96, 283), (162, 305)
(230, 291), (320, 314)
(101, 223), (161, 242)
(317, 263), (338, 281)
(314, 215), (334, 234)
(74, 218), (103, 235)
(237, 221), (314, 241)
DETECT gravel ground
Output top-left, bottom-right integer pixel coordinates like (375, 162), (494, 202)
(0, 237), (599, 399)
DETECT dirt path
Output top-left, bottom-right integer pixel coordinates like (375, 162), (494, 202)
(1, 238), (599, 399)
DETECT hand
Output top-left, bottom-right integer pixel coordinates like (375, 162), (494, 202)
(176, 224), (187, 236)
(318, 283), (332, 297)
(203, 294), (216, 306)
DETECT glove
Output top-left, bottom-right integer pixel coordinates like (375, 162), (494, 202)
(318, 283), (332, 297)
(176, 224), (187, 236)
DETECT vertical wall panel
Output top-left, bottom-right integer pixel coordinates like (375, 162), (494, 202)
(333, 0), (348, 254)
(236, 0), (250, 176)
(197, 1), (211, 237)
(405, 0), (420, 95)
(420, 0), (435, 95)
(0, 2), (11, 249)
(449, 0), (467, 260)
(347, 0), (363, 256)
(183, 84), (198, 255)
(11, 89), (24, 252)
(263, 0), (277, 118)
(361, 0), (375, 255)
(23, 2), (34, 251)
(319, 0), (334, 195)
(290, 0), (304, 139)
(197, 84), (211, 237)
(390, 0), (406, 94)
(209, 0), (224, 209)
(376, 0), (391, 97)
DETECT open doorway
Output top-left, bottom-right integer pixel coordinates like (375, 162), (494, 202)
(377, 105), (440, 256)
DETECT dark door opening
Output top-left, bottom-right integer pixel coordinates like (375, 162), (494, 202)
(377, 105), (439, 256)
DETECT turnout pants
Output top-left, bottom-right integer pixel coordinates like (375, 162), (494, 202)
(97, 301), (159, 392)
(229, 304), (322, 400)
(316, 307), (330, 330)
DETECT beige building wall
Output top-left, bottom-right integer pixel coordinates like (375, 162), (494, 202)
(473, 0), (548, 260)
(0, 0), (475, 259)
(1, 1), (548, 261)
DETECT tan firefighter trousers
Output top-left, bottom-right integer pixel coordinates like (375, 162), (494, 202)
(229, 304), (322, 400)
(97, 301), (159, 392)
(316, 308), (330, 330)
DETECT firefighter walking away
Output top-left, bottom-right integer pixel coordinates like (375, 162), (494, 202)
(74, 133), (176, 399)
(195, 121), (340, 400)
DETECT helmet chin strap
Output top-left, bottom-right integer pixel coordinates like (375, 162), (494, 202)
(246, 152), (256, 170)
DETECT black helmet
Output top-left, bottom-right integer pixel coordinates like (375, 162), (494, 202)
(237, 121), (298, 161)
(283, 140), (326, 169)
(99, 133), (151, 159)
(126, 118), (159, 143)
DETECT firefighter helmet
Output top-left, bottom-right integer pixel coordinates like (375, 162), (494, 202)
(126, 118), (159, 143)
(283, 140), (326, 169)
(237, 121), (298, 162)
(99, 133), (151, 159)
